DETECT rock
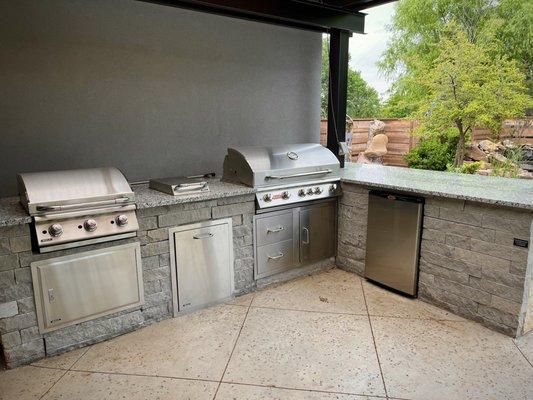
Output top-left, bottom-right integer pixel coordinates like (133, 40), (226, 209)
(489, 152), (508, 163)
(356, 153), (372, 164)
(522, 162), (533, 172)
(478, 140), (498, 153)
(369, 119), (386, 136)
(477, 169), (491, 176)
(465, 145), (487, 161)
(518, 170), (533, 179)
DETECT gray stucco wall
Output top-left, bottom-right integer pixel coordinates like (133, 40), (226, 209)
(0, 0), (322, 197)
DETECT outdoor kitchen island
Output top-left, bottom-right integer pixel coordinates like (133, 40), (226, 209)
(1, 163), (532, 369)
(338, 163), (533, 338)
(0, 179), (263, 368)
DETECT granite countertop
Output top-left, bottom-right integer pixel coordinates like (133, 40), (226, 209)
(340, 163), (533, 210)
(2, 166), (531, 227)
(0, 197), (31, 227)
(0, 179), (256, 228)
(132, 179), (256, 209)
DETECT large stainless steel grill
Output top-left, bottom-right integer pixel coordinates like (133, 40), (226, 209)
(223, 143), (340, 279)
(223, 143), (341, 209)
(18, 167), (139, 252)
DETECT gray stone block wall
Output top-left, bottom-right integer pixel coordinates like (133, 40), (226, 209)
(336, 183), (369, 275)
(337, 182), (533, 338)
(419, 197), (532, 337)
(0, 194), (255, 368)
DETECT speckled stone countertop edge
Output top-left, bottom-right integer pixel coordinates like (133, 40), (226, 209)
(0, 215), (32, 228)
(0, 181), (257, 228)
(3, 167), (532, 227)
(340, 177), (533, 210)
(340, 163), (533, 211)
(131, 181), (257, 210)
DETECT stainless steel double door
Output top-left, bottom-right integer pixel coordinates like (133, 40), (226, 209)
(254, 199), (336, 279)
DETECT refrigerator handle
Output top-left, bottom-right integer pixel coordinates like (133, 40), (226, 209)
(302, 227), (310, 245)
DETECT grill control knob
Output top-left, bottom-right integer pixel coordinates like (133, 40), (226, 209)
(307, 188), (314, 195)
(115, 214), (128, 227)
(263, 193), (272, 202)
(329, 183), (338, 192)
(83, 219), (97, 232)
(298, 189), (306, 197)
(48, 224), (63, 237)
(314, 187), (323, 195)
(281, 191), (291, 200)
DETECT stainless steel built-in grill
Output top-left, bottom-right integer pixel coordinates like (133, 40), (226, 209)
(223, 143), (341, 278)
(18, 167), (139, 252)
(223, 143), (341, 208)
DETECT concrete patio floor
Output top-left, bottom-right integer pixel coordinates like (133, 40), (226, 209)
(1, 268), (532, 400)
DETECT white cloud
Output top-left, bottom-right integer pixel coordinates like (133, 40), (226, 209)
(349, 2), (396, 100)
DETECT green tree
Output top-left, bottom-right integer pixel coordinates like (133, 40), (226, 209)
(488, 0), (533, 96)
(321, 38), (381, 119)
(411, 26), (530, 167)
(380, 0), (533, 116)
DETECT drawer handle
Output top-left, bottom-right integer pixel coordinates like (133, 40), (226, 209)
(267, 252), (284, 260)
(193, 233), (214, 240)
(267, 226), (285, 234)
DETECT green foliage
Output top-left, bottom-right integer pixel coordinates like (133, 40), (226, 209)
(491, 147), (524, 178)
(410, 24), (530, 166)
(488, 0), (533, 96)
(447, 161), (483, 174)
(321, 38), (381, 119)
(404, 129), (458, 171)
(380, 0), (533, 117)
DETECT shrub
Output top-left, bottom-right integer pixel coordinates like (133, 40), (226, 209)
(447, 161), (483, 174)
(404, 129), (458, 171)
(491, 147), (524, 178)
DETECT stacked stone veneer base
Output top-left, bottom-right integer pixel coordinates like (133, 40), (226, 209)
(337, 182), (533, 338)
(0, 194), (255, 368)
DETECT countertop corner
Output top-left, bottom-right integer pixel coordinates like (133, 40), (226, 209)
(340, 163), (533, 210)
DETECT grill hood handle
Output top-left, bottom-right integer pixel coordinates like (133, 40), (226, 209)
(35, 196), (131, 212)
(265, 169), (332, 180)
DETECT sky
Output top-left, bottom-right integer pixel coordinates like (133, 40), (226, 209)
(348, 2), (397, 100)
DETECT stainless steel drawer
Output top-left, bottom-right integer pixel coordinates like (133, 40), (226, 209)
(256, 239), (294, 278)
(31, 242), (144, 333)
(255, 211), (293, 246)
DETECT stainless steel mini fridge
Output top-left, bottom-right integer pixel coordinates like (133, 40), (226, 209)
(364, 191), (424, 296)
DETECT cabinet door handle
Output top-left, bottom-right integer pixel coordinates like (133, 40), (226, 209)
(302, 227), (310, 245)
(267, 226), (285, 234)
(267, 252), (284, 260)
(193, 233), (214, 240)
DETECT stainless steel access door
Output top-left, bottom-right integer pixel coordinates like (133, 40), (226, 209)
(31, 242), (144, 333)
(171, 219), (233, 316)
(365, 191), (424, 296)
(299, 200), (336, 264)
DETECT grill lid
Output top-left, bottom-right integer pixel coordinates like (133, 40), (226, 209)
(18, 167), (134, 215)
(223, 143), (340, 188)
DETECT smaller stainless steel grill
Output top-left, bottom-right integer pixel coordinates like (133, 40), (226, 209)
(222, 143), (341, 209)
(18, 167), (139, 252)
(149, 173), (215, 196)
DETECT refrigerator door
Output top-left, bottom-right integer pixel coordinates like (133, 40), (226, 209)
(364, 191), (423, 296)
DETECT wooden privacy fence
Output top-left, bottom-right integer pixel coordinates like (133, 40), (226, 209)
(320, 118), (533, 167)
